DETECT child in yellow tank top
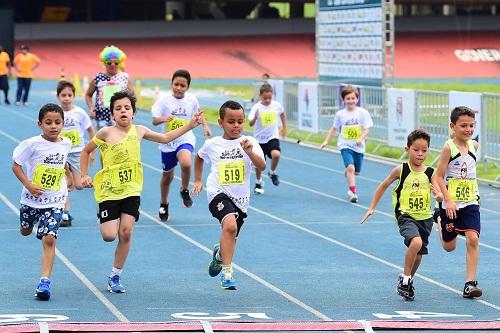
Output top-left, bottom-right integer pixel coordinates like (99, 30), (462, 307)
(80, 91), (203, 293)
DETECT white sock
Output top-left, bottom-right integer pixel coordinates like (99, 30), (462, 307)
(110, 267), (122, 277)
(269, 169), (275, 175)
(403, 275), (411, 285)
(256, 178), (262, 184)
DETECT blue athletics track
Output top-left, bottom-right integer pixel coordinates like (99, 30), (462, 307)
(0, 80), (499, 333)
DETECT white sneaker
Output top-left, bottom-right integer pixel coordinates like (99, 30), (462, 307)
(254, 182), (264, 195)
(347, 190), (358, 203)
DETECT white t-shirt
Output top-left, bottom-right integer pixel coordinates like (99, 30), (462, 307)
(197, 136), (264, 212)
(13, 136), (72, 209)
(248, 101), (284, 144)
(333, 107), (373, 153)
(62, 106), (92, 153)
(151, 92), (199, 152)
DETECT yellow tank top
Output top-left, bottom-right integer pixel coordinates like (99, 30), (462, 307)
(392, 162), (434, 221)
(92, 125), (143, 203)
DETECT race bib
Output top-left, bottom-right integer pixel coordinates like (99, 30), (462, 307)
(342, 125), (362, 140)
(32, 164), (64, 191)
(260, 111), (277, 127)
(109, 161), (140, 188)
(218, 160), (245, 185)
(401, 189), (429, 214)
(167, 118), (187, 132)
(60, 130), (81, 147)
(448, 178), (477, 202)
(102, 84), (122, 108)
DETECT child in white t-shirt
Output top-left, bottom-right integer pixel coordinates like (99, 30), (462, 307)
(248, 83), (287, 195)
(320, 85), (373, 203)
(151, 69), (211, 221)
(12, 103), (72, 301)
(192, 101), (266, 290)
(57, 80), (95, 226)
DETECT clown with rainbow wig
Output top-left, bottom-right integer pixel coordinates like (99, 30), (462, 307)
(85, 45), (134, 131)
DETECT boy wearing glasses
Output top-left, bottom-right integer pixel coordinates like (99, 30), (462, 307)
(85, 45), (134, 131)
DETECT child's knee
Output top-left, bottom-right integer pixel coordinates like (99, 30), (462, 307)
(346, 164), (355, 173)
(409, 236), (423, 249)
(20, 226), (32, 236)
(119, 227), (133, 242)
(271, 149), (281, 159)
(43, 234), (56, 247)
(222, 217), (238, 236)
(466, 232), (479, 248)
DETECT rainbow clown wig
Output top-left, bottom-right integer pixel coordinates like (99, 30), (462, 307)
(99, 45), (127, 69)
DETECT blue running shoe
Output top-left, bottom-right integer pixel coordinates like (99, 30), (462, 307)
(208, 244), (222, 277)
(35, 278), (51, 300)
(107, 275), (126, 293)
(221, 271), (237, 290)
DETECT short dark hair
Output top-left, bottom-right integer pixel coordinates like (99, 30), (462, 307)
(172, 69), (191, 87)
(259, 83), (273, 95)
(407, 128), (430, 147)
(450, 106), (475, 124)
(20, 44), (29, 51)
(341, 85), (359, 100)
(219, 100), (244, 119)
(39, 103), (64, 122)
(110, 91), (136, 113)
(56, 80), (75, 95)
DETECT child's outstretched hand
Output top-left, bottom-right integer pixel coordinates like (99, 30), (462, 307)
(360, 209), (374, 224)
(240, 137), (253, 154)
(191, 180), (203, 196)
(81, 175), (93, 188)
(27, 183), (44, 198)
(430, 183), (443, 202)
(445, 200), (457, 219)
(189, 111), (204, 128)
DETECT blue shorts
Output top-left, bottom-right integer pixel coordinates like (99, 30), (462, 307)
(340, 148), (364, 173)
(440, 204), (480, 242)
(161, 143), (194, 171)
(20, 205), (63, 240)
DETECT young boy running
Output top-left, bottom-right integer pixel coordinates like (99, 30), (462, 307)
(320, 85), (372, 202)
(151, 69), (211, 221)
(12, 104), (73, 300)
(435, 106), (482, 298)
(57, 80), (95, 226)
(81, 91), (202, 293)
(248, 83), (287, 194)
(192, 101), (266, 290)
(361, 129), (442, 301)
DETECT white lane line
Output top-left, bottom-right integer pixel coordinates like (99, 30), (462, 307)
(140, 209), (332, 321)
(0, 192), (129, 322)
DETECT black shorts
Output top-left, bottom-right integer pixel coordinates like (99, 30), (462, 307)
(397, 214), (433, 255)
(208, 193), (247, 237)
(259, 138), (281, 159)
(98, 196), (141, 224)
(439, 204), (480, 242)
(0, 75), (8, 91)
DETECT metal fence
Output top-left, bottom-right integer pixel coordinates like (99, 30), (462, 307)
(482, 93), (500, 163)
(267, 81), (500, 163)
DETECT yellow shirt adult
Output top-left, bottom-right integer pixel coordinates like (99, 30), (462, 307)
(14, 52), (40, 78)
(0, 51), (10, 76)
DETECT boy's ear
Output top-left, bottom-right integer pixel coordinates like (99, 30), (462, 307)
(218, 118), (223, 128)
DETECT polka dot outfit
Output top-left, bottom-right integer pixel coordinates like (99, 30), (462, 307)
(93, 71), (129, 122)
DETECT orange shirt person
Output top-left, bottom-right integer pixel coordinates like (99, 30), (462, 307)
(0, 45), (11, 104)
(13, 45), (40, 105)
